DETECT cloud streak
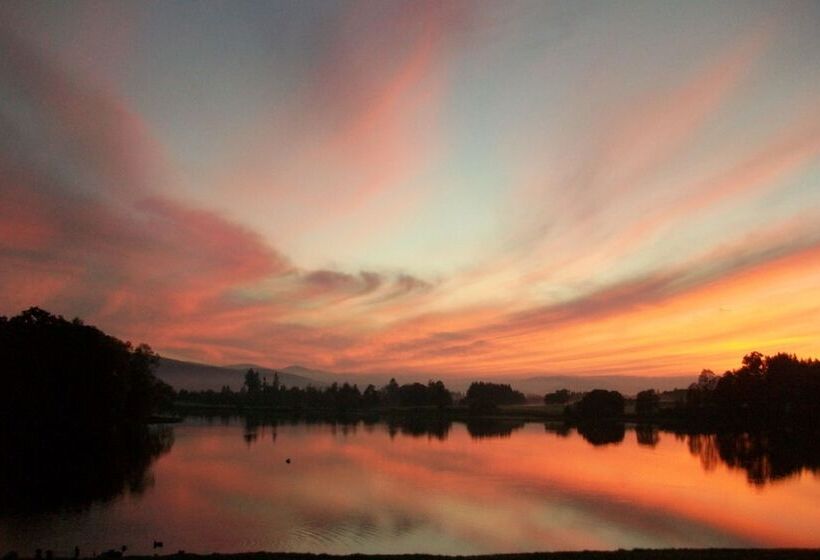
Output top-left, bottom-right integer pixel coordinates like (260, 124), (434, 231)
(2, 4), (820, 377)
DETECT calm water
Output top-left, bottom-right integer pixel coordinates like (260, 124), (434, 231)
(2, 418), (819, 555)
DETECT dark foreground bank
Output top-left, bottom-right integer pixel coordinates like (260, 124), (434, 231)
(118, 550), (820, 560)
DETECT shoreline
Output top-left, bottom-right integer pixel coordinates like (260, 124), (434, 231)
(104, 550), (820, 560)
(166, 402), (767, 431)
(171, 402), (658, 422)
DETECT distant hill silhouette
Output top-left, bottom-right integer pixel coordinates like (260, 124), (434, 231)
(159, 360), (695, 395)
(155, 358), (322, 391)
(234, 363), (333, 387)
(275, 367), (695, 395)
(280, 364), (342, 384)
(283, 365), (416, 387)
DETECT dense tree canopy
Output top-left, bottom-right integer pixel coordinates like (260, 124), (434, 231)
(686, 351), (820, 426)
(0, 308), (176, 513)
(635, 389), (660, 417)
(181, 374), (453, 411)
(464, 382), (526, 407)
(0, 307), (173, 432)
(572, 389), (625, 419)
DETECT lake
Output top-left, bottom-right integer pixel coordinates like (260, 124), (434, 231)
(2, 417), (819, 555)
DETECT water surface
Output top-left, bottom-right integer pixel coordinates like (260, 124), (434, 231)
(2, 418), (819, 555)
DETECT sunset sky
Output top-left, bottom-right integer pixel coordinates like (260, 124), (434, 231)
(1, 1), (819, 378)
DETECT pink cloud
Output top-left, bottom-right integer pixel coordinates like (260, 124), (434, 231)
(2, 12), (819, 377)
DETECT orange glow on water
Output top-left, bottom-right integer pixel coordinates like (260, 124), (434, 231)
(5, 421), (816, 554)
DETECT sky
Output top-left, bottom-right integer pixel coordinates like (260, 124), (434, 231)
(1, 0), (819, 378)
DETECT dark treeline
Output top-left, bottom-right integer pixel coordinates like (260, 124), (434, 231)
(179, 374), (453, 410)
(177, 351), (820, 448)
(178, 374), (531, 413)
(0, 307), (174, 433)
(2, 306), (818, 496)
(539, 351), (820, 485)
(545, 352), (820, 431)
(0, 308), (176, 513)
(674, 352), (820, 486)
(464, 381), (526, 412)
(568, 389), (625, 419)
(3, 308), (817, 436)
(684, 351), (820, 427)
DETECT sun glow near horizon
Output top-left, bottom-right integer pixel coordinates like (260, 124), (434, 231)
(1, 1), (819, 377)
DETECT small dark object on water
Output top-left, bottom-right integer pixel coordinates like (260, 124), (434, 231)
(286, 458), (291, 464)
(74, 547), (80, 560)
(99, 550), (121, 560)
(153, 542), (163, 549)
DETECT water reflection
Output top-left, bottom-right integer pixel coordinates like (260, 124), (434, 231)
(2, 418), (819, 555)
(635, 425), (660, 448)
(685, 429), (820, 486)
(0, 425), (173, 514)
(387, 416), (451, 440)
(232, 415), (819, 487)
(235, 415), (530, 443)
(574, 421), (626, 446)
(465, 418), (525, 439)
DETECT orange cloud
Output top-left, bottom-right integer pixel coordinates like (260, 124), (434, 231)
(2, 8), (819, 378)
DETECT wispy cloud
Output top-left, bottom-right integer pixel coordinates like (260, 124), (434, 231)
(2, 4), (819, 376)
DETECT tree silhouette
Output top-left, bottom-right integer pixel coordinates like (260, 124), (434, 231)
(686, 351), (820, 427)
(427, 380), (453, 407)
(362, 384), (379, 407)
(0, 307), (173, 432)
(383, 378), (400, 406)
(635, 389), (660, 417)
(464, 382), (526, 407)
(0, 308), (175, 513)
(572, 389), (625, 419)
(244, 369), (262, 394)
